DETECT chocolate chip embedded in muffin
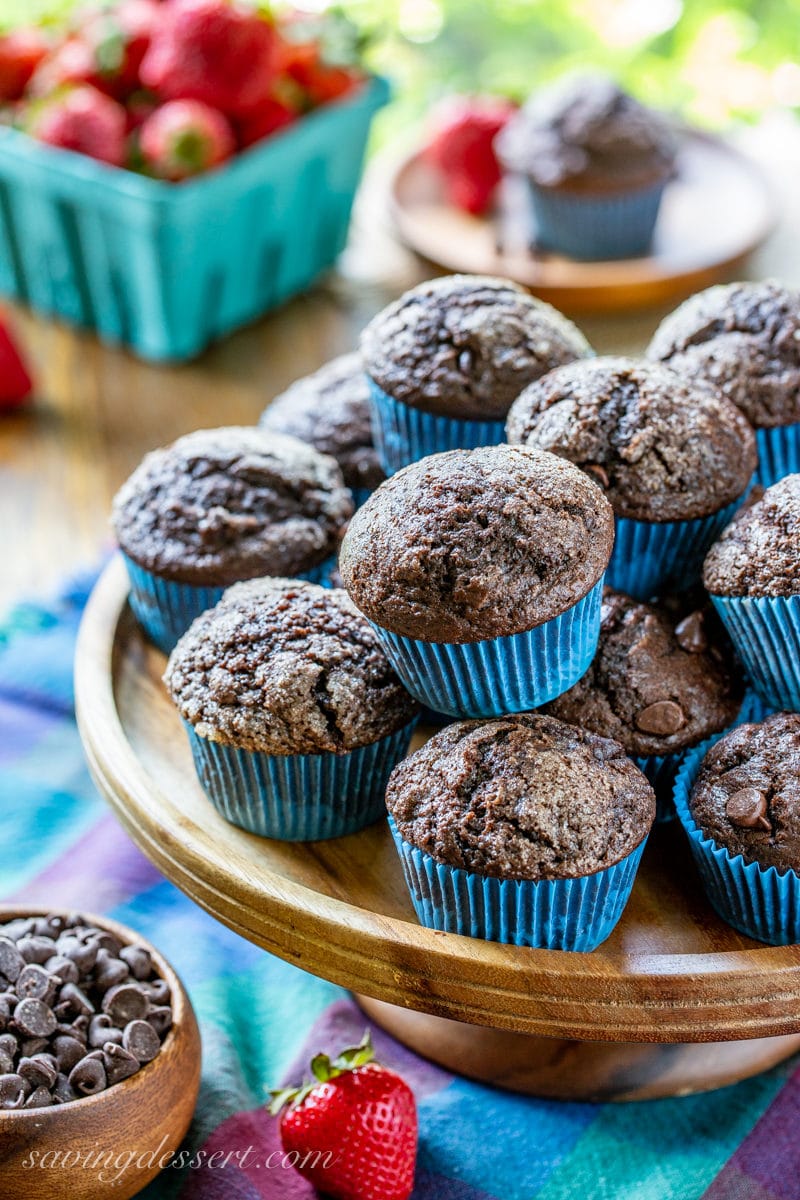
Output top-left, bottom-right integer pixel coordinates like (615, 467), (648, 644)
(112, 427), (353, 587)
(689, 712), (800, 871)
(496, 72), (676, 193)
(360, 275), (592, 421)
(647, 280), (800, 429)
(386, 713), (656, 881)
(338, 444), (614, 644)
(165, 578), (418, 755)
(506, 356), (757, 522)
(545, 587), (744, 757)
(259, 352), (385, 493)
(703, 474), (800, 598)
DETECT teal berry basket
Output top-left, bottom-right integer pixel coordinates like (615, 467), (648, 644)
(0, 77), (388, 362)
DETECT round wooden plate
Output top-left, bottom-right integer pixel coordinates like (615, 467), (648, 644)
(389, 130), (776, 314)
(75, 558), (800, 1099)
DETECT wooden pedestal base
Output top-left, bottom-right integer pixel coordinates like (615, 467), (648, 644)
(357, 995), (800, 1102)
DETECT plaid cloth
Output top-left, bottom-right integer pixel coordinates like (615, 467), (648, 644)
(2, 573), (800, 1200)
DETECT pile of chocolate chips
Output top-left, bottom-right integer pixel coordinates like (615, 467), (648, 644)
(0, 913), (172, 1109)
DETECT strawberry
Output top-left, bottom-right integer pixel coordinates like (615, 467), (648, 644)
(0, 312), (33, 411)
(269, 1032), (417, 1200)
(237, 94), (297, 148)
(278, 37), (361, 108)
(140, 0), (280, 120)
(25, 86), (128, 166)
(29, 1), (159, 99)
(139, 99), (235, 179)
(424, 94), (517, 215)
(0, 28), (50, 102)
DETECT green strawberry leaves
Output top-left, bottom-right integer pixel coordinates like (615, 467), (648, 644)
(268, 1031), (375, 1115)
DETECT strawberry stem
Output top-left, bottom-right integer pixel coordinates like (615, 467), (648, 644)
(268, 1031), (375, 1115)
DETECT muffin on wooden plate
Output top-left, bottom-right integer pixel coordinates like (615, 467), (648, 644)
(112, 427), (353, 652)
(506, 356), (756, 598)
(386, 713), (655, 950)
(165, 578), (418, 841)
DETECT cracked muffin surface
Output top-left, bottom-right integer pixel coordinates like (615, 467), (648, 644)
(689, 712), (800, 871)
(703, 474), (800, 597)
(338, 444), (614, 643)
(386, 713), (655, 880)
(545, 587), (744, 757)
(361, 275), (592, 420)
(506, 356), (756, 522)
(112, 427), (353, 585)
(648, 280), (800, 429)
(164, 578), (418, 754)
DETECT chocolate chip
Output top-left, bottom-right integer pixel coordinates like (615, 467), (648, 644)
(89, 1015), (122, 1049)
(103, 1043), (140, 1085)
(34, 915), (67, 940)
(13, 998), (56, 1039)
(634, 700), (686, 736)
(94, 950), (129, 992)
(18, 1054), (58, 1090)
(69, 1056), (106, 1096)
(675, 610), (709, 654)
(90, 931), (122, 956)
(584, 463), (610, 489)
(0, 994), (12, 1028)
(56, 936), (97, 974)
(119, 945), (152, 981)
(53, 1035), (84, 1072)
(726, 788), (771, 831)
(102, 984), (148, 1024)
(21, 1037), (49, 1057)
(45, 955), (79, 985)
(25, 1085), (53, 1108)
(17, 937), (56, 965)
(53, 1072), (76, 1104)
(3, 919), (35, 942)
(0, 1051), (14, 1075)
(58, 982), (95, 1018)
(0, 1033), (17, 1059)
(0, 1074), (27, 1109)
(0, 938), (25, 983)
(146, 1006), (173, 1037)
(123, 1020), (160, 1063)
(16, 964), (58, 1003)
(143, 979), (171, 1006)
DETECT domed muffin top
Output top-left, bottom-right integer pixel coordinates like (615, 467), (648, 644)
(703, 475), (800, 598)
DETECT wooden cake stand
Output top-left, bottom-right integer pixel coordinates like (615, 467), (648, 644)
(75, 557), (800, 1102)
(389, 130), (775, 315)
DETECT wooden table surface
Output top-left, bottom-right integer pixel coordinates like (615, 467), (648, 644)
(4, 118), (800, 612)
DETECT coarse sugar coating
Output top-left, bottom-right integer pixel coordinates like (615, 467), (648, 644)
(386, 713), (656, 881)
(689, 712), (800, 872)
(361, 275), (592, 420)
(505, 356), (756, 522)
(545, 587), (744, 757)
(703, 474), (800, 597)
(165, 578), (418, 754)
(260, 352), (384, 492)
(338, 444), (614, 643)
(648, 281), (800, 429)
(112, 427), (353, 585)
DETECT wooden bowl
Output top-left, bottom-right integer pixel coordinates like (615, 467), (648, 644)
(0, 906), (201, 1200)
(74, 557), (800, 1101)
(389, 129), (776, 315)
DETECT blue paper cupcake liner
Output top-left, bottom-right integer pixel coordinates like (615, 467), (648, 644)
(754, 423), (800, 488)
(673, 738), (800, 945)
(634, 689), (770, 823)
(526, 176), (667, 261)
(123, 553), (335, 655)
(350, 485), (377, 510)
(368, 378), (507, 476)
(710, 593), (800, 711)
(369, 577), (604, 719)
(185, 721), (416, 841)
(388, 816), (647, 951)
(605, 495), (747, 600)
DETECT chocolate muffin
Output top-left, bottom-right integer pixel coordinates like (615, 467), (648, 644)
(259, 352), (384, 494)
(112, 427), (353, 585)
(703, 475), (800, 598)
(386, 713), (656, 880)
(496, 73), (675, 195)
(648, 281), (800, 430)
(165, 578), (418, 755)
(506, 357), (757, 522)
(689, 712), (800, 872)
(339, 444), (614, 643)
(545, 587), (744, 757)
(361, 275), (592, 421)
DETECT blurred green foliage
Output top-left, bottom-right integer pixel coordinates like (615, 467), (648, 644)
(3, 0), (800, 139)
